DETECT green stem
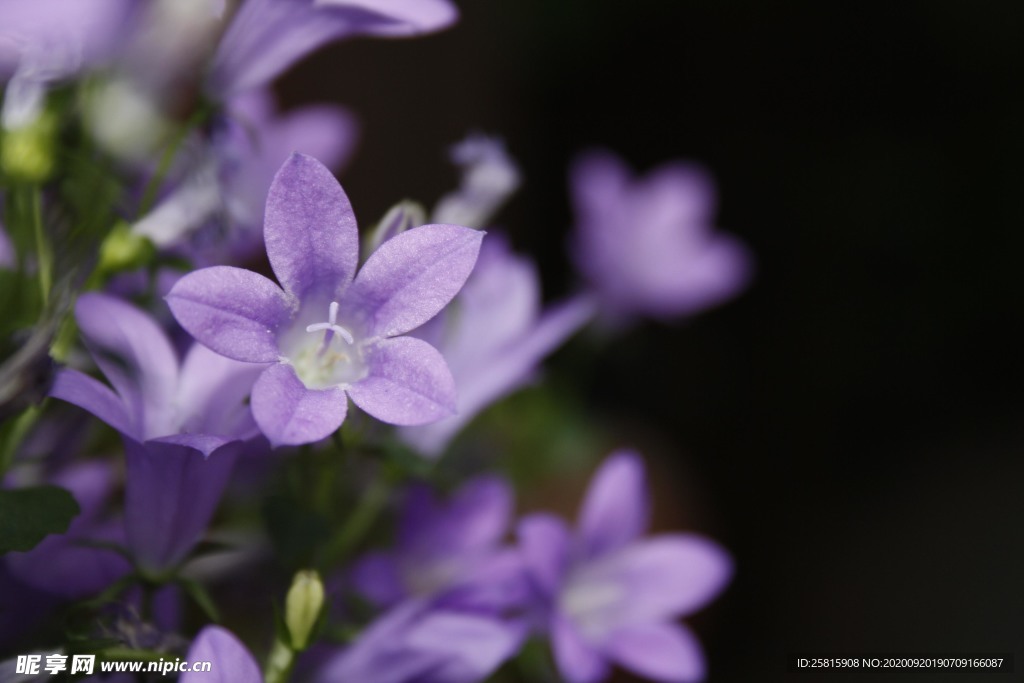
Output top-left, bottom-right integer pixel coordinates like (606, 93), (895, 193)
(263, 639), (294, 683)
(0, 405), (41, 477)
(28, 187), (51, 306)
(323, 474), (392, 568)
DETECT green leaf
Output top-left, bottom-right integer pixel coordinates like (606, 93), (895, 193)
(0, 485), (80, 554)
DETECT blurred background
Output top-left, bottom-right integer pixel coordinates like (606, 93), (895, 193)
(278, 2), (1024, 680)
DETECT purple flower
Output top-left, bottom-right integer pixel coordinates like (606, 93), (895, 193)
(166, 153), (483, 447)
(570, 150), (752, 321)
(0, 0), (137, 127)
(400, 234), (593, 456)
(49, 293), (263, 574)
(314, 598), (525, 683)
(133, 90), (357, 263)
(518, 451), (732, 683)
(209, 0), (458, 97)
(352, 475), (525, 610)
(180, 625), (263, 683)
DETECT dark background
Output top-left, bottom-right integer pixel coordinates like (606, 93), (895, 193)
(280, 2), (1024, 680)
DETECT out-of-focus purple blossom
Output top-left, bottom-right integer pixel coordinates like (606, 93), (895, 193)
(433, 135), (520, 230)
(133, 91), (357, 264)
(167, 153), (482, 447)
(5, 460), (131, 599)
(518, 451), (732, 683)
(401, 234), (593, 456)
(49, 293), (264, 574)
(570, 150), (752, 322)
(314, 598), (525, 683)
(0, 0), (138, 128)
(352, 475), (525, 610)
(209, 0), (458, 97)
(180, 625), (263, 683)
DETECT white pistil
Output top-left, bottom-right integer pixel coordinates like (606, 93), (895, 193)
(305, 301), (354, 347)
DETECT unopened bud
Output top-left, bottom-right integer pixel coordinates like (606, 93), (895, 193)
(1, 110), (58, 182)
(364, 199), (426, 258)
(99, 222), (155, 274)
(284, 570), (324, 650)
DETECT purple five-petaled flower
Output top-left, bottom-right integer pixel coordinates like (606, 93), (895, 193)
(167, 153), (483, 447)
(49, 293), (263, 574)
(570, 150), (752, 322)
(518, 451), (732, 683)
(352, 475), (525, 611)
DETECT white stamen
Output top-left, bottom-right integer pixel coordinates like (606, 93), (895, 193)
(305, 301), (354, 345)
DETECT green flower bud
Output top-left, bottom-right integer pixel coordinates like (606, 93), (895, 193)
(1, 111), (58, 183)
(98, 223), (155, 274)
(284, 569), (324, 650)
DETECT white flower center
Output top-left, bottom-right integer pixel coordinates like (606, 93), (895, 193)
(282, 301), (367, 389)
(559, 569), (626, 644)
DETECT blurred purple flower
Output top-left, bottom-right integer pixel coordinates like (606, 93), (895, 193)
(352, 475), (525, 610)
(209, 0), (458, 97)
(133, 90), (357, 263)
(433, 135), (520, 230)
(315, 598), (525, 683)
(180, 625), (263, 683)
(570, 150), (752, 322)
(518, 451), (732, 683)
(0, 0), (137, 127)
(167, 153), (482, 447)
(401, 234), (593, 456)
(49, 293), (263, 574)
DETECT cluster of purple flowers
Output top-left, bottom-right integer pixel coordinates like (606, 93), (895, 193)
(0, 1), (750, 682)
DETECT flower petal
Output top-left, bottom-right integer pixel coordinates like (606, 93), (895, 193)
(345, 224), (483, 338)
(605, 622), (705, 682)
(517, 513), (570, 598)
(401, 293), (594, 456)
(579, 450), (649, 559)
(124, 438), (240, 573)
(251, 363), (347, 446)
(176, 343), (265, 440)
(405, 610), (526, 683)
(347, 336), (455, 426)
(440, 476), (513, 552)
(182, 626), (263, 683)
(351, 552), (406, 607)
(321, 0), (459, 37)
(552, 612), (609, 683)
(75, 293), (179, 439)
(166, 265), (294, 363)
(264, 153), (360, 301)
(49, 368), (134, 438)
(585, 535), (733, 625)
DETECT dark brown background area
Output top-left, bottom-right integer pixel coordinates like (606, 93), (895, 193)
(278, 2), (1024, 680)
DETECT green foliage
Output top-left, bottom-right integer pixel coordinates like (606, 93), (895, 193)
(0, 484), (80, 554)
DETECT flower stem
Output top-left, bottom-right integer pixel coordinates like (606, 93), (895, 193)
(136, 106), (211, 219)
(28, 187), (51, 306)
(322, 473), (392, 568)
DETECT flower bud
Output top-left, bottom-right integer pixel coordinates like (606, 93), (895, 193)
(364, 199), (426, 258)
(1, 111), (58, 183)
(99, 222), (156, 274)
(284, 569), (324, 650)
